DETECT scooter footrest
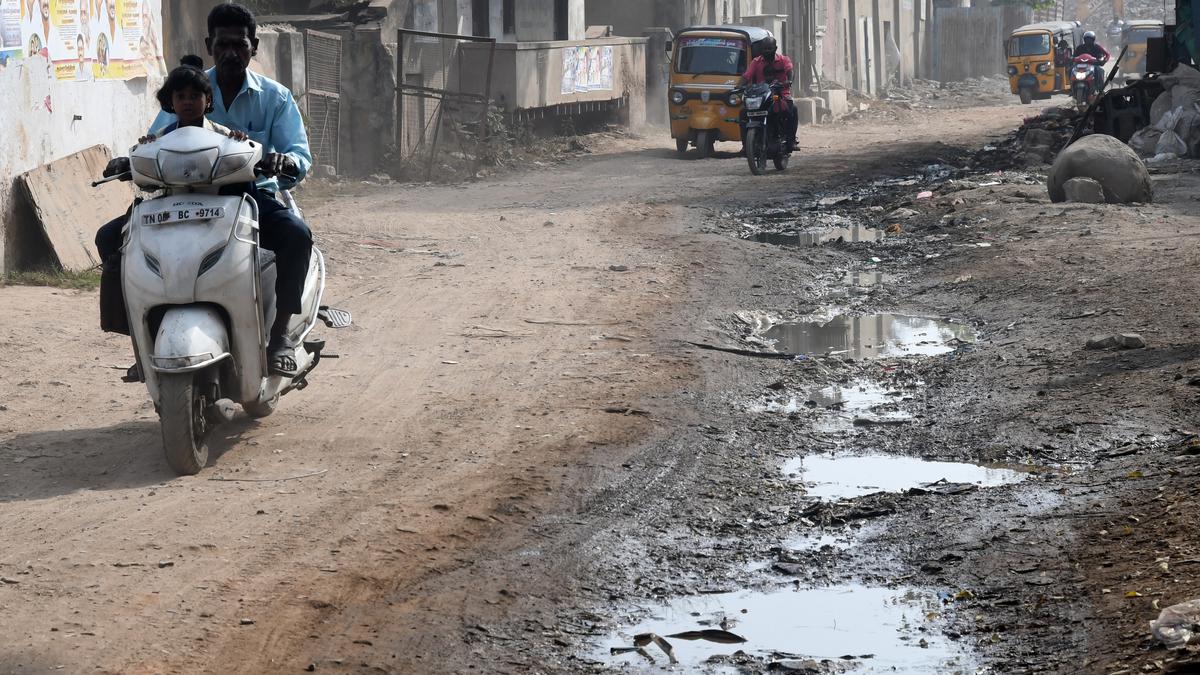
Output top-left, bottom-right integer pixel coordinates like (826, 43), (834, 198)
(318, 306), (352, 329)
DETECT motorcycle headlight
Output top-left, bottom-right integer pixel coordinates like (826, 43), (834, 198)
(728, 93), (742, 106)
(131, 156), (160, 181)
(745, 96), (763, 109)
(670, 90), (686, 105)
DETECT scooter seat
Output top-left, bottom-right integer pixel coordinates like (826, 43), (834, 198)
(258, 249), (276, 271)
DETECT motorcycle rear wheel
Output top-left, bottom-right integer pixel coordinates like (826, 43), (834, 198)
(159, 372), (210, 475)
(745, 128), (765, 176)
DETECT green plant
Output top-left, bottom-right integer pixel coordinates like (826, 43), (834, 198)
(3, 267), (102, 291)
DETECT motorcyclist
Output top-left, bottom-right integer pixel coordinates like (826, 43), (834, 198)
(1073, 31), (1110, 95)
(738, 36), (797, 152)
(95, 2), (313, 377)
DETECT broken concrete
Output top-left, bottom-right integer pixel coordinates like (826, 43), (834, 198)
(1063, 177), (1106, 204)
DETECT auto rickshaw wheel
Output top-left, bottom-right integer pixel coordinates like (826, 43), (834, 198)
(675, 138), (688, 155)
(1019, 88), (1033, 105)
(696, 130), (714, 159)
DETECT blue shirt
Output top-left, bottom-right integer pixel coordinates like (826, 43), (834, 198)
(150, 68), (312, 192)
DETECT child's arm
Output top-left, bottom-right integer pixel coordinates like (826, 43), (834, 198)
(210, 120), (248, 142)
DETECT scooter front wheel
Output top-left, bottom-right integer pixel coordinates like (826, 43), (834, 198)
(159, 372), (210, 475)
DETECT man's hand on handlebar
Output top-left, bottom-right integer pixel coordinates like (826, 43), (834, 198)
(103, 157), (131, 178)
(257, 152), (298, 179)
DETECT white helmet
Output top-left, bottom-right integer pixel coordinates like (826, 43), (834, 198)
(1084, 30), (1096, 40)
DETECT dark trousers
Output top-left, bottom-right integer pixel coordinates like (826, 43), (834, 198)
(95, 185), (313, 332)
(783, 99), (799, 147)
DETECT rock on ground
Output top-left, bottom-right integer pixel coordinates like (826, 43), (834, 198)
(1048, 134), (1153, 204)
(1063, 177), (1106, 203)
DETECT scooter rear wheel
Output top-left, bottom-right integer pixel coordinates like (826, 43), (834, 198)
(159, 372), (209, 475)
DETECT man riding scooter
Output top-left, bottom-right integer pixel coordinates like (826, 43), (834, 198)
(1073, 30), (1110, 95)
(96, 2), (313, 377)
(738, 36), (798, 152)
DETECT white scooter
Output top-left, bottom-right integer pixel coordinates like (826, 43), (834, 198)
(96, 126), (350, 475)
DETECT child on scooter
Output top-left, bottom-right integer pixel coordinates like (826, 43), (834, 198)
(137, 55), (248, 145)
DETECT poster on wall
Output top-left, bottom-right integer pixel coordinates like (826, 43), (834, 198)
(561, 45), (614, 95)
(17, 0), (164, 80)
(0, 0), (21, 65)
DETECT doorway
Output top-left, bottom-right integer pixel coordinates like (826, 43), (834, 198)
(554, 0), (569, 40)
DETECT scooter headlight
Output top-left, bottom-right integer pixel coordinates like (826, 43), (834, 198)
(728, 93), (742, 106)
(213, 152), (254, 179)
(131, 156), (161, 181)
(670, 90), (686, 105)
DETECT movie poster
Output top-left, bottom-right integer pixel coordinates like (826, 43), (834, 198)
(18, 0), (163, 80)
(0, 0), (21, 65)
(561, 45), (614, 94)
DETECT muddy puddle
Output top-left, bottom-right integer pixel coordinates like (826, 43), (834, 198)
(754, 225), (884, 247)
(598, 583), (969, 672)
(784, 454), (1027, 500)
(842, 271), (888, 287)
(749, 379), (915, 432)
(762, 314), (975, 358)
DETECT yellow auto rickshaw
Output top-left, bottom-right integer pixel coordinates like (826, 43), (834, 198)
(1006, 21), (1084, 104)
(1119, 20), (1164, 74)
(667, 25), (773, 158)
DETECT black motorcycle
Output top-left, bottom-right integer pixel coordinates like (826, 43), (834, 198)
(737, 82), (791, 176)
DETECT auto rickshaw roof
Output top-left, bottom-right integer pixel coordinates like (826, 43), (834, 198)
(677, 25), (774, 44)
(1012, 21), (1081, 35)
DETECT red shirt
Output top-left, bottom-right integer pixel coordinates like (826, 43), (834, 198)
(743, 54), (794, 98)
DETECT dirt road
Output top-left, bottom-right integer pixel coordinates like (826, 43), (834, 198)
(9, 97), (1179, 674)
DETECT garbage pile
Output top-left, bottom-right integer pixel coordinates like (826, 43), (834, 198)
(884, 76), (1013, 108)
(970, 106), (1081, 169)
(1128, 65), (1200, 162)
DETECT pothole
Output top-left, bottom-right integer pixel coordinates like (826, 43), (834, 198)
(761, 314), (976, 358)
(783, 454), (1027, 501)
(753, 225), (884, 247)
(597, 584), (970, 672)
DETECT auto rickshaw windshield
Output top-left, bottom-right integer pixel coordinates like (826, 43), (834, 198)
(1126, 27), (1163, 44)
(1010, 33), (1051, 56)
(675, 36), (747, 75)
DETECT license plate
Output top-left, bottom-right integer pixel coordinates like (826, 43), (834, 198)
(747, 110), (768, 117)
(141, 207), (225, 226)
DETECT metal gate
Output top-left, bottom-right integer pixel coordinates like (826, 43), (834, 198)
(305, 29), (342, 173)
(396, 28), (496, 180)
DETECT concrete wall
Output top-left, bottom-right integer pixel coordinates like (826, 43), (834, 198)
(460, 36), (646, 111)
(324, 24), (396, 177)
(0, 36), (163, 273)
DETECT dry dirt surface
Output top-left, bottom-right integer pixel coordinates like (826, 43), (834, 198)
(7, 98), (1196, 674)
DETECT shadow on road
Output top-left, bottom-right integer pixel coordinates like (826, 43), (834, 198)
(0, 417), (261, 501)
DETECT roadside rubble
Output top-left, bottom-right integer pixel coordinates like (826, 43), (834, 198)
(1129, 65), (1200, 162)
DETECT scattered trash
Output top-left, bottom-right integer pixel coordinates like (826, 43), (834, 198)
(1151, 599), (1200, 649)
(666, 629), (748, 644)
(754, 225), (884, 247)
(1085, 333), (1146, 350)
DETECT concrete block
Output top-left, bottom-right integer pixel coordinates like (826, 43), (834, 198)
(795, 97), (818, 126)
(817, 89), (848, 118)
